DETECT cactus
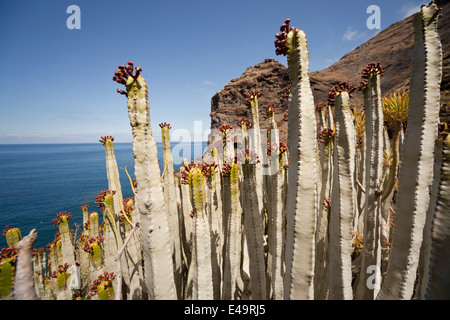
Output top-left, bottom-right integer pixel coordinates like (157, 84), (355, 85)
(221, 163), (243, 299)
(187, 166), (213, 300)
(159, 122), (183, 299)
(113, 61), (176, 299)
(52, 212), (76, 266)
(0, 247), (17, 299)
(327, 85), (358, 299)
(355, 63), (385, 300)
(3, 226), (22, 248)
(241, 161), (266, 300)
(377, 2), (442, 300)
(276, 18), (318, 299)
(423, 130), (450, 299)
(89, 272), (116, 300)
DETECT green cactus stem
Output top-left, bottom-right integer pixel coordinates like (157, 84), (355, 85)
(83, 236), (104, 270)
(276, 18), (318, 299)
(377, 2), (443, 300)
(188, 167), (213, 300)
(0, 247), (17, 299)
(113, 61), (176, 299)
(13, 229), (38, 300)
(52, 212), (76, 266)
(354, 63), (385, 300)
(3, 226), (22, 247)
(328, 86), (357, 299)
(88, 211), (100, 238)
(89, 272), (116, 300)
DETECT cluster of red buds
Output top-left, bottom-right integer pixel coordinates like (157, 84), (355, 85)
(245, 90), (262, 107)
(159, 122), (172, 130)
(317, 128), (335, 145)
(89, 272), (116, 297)
(95, 190), (116, 209)
(32, 247), (45, 258)
(267, 141), (279, 157)
(237, 148), (260, 164)
(279, 140), (288, 154)
(81, 204), (89, 212)
(323, 198), (331, 213)
(52, 211), (73, 227)
(113, 61), (142, 96)
(315, 102), (328, 113)
(358, 62), (384, 90)
(218, 123), (233, 134)
(180, 160), (199, 184)
(361, 62), (384, 79)
(237, 117), (252, 129)
(200, 162), (218, 178)
(327, 82), (357, 106)
(284, 83), (291, 96)
(275, 19), (294, 56)
(218, 123), (234, 145)
(99, 136), (114, 145)
(82, 236), (104, 254)
(0, 247), (18, 264)
(119, 197), (134, 223)
(265, 103), (279, 117)
(221, 163), (235, 177)
(51, 263), (71, 278)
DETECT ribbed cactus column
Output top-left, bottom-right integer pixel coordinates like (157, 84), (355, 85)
(52, 212), (76, 267)
(188, 167), (213, 300)
(113, 61), (176, 299)
(355, 63), (385, 300)
(424, 131), (450, 299)
(159, 122), (183, 299)
(328, 85), (357, 300)
(221, 163), (243, 299)
(242, 161), (266, 300)
(377, 2), (442, 300)
(275, 19), (318, 299)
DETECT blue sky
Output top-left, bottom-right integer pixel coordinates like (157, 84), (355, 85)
(0, 0), (425, 144)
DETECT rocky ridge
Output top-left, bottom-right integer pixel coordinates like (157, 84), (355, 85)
(209, 1), (449, 142)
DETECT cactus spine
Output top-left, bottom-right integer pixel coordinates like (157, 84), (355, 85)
(377, 3), (442, 300)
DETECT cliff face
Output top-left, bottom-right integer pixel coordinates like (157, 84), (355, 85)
(209, 1), (449, 140)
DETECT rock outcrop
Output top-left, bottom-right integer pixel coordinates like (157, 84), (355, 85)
(209, 0), (449, 141)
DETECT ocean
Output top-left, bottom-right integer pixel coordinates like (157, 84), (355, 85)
(0, 142), (208, 250)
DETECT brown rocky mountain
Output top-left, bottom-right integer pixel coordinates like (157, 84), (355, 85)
(209, 1), (449, 142)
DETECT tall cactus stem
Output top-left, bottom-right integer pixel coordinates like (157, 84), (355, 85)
(328, 90), (357, 299)
(355, 62), (385, 300)
(279, 21), (318, 300)
(377, 3), (442, 300)
(114, 62), (176, 299)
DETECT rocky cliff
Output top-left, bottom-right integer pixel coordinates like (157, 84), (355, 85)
(209, 1), (449, 142)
